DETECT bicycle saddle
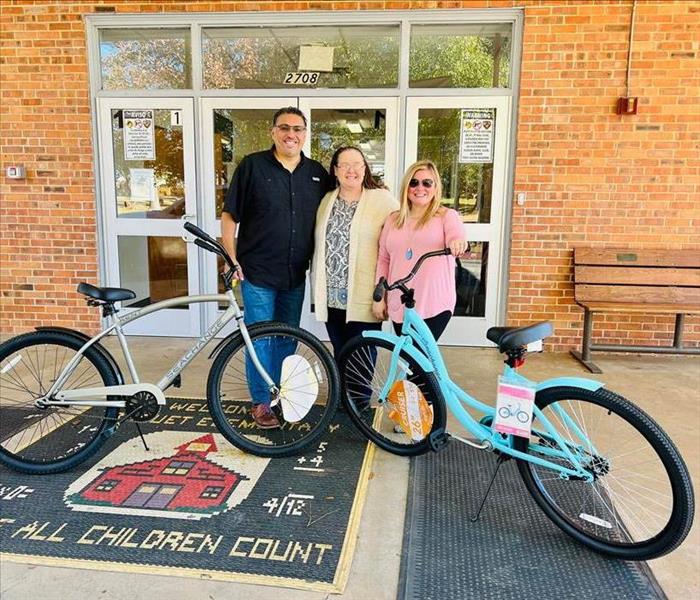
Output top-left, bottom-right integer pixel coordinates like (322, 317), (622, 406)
(77, 282), (136, 302)
(486, 321), (553, 352)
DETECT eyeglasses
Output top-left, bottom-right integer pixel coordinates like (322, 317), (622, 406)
(409, 178), (434, 189)
(275, 125), (307, 133)
(336, 161), (366, 171)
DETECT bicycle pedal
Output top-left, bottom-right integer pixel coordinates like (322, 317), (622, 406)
(428, 428), (450, 452)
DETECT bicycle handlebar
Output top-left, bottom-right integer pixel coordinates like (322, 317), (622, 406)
(184, 221), (217, 246)
(193, 237), (221, 256)
(373, 248), (452, 301)
(183, 222), (237, 275)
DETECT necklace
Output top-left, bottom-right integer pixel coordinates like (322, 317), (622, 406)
(404, 207), (431, 259)
(404, 219), (420, 260)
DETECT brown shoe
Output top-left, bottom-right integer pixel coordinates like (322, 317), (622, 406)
(250, 404), (280, 429)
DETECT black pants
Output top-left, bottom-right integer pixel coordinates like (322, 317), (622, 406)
(325, 307), (383, 360)
(392, 310), (452, 342)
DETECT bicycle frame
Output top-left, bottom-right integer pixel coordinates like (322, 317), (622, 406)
(363, 307), (605, 482)
(38, 289), (276, 408)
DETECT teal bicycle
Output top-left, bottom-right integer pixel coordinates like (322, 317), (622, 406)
(338, 249), (694, 560)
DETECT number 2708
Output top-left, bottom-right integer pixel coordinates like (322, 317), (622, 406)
(284, 72), (320, 85)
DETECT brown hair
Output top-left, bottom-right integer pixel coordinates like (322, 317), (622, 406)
(329, 146), (383, 190)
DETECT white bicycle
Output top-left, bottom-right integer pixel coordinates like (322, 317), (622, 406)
(0, 223), (339, 473)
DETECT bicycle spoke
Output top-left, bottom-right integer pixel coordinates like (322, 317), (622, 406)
(0, 340), (114, 467)
(210, 328), (336, 454)
(524, 392), (677, 550)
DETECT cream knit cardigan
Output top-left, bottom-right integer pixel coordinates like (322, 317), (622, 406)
(312, 187), (399, 323)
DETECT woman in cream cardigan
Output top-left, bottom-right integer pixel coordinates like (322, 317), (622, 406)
(312, 146), (399, 359)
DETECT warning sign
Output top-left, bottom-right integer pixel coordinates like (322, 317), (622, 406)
(459, 109), (495, 164)
(124, 109), (155, 161)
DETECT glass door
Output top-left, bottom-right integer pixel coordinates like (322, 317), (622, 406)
(97, 98), (200, 336)
(201, 97), (399, 340)
(299, 97), (399, 339)
(200, 98), (292, 336)
(405, 96), (511, 346)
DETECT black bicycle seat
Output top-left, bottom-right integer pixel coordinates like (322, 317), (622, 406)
(486, 321), (553, 352)
(77, 282), (136, 302)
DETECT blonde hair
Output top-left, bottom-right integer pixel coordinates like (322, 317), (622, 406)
(395, 160), (444, 229)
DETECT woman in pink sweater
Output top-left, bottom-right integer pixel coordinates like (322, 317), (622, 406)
(374, 160), (467, 341)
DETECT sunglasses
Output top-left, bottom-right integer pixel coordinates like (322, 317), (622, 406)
(409, 178), (434, 189)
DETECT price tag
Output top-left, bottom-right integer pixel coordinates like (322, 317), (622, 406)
(493, 376), (535, 438)
(283, 71), (320, 85)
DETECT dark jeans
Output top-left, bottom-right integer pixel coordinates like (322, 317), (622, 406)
(240, 279), (306, 406)
(325, 307), (383, 360)
(392, 310), (452, 342)
(326, 307), (382, 410)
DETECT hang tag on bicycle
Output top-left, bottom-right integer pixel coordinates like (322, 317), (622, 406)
(387, 380), (432, 442)
(493, 376), (535, 438)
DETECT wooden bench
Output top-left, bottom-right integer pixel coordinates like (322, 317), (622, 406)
(571, 248), (700, 373)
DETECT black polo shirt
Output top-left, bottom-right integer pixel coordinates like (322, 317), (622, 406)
(223, 147), (330, 290)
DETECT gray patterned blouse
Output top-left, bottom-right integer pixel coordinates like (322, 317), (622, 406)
(325, 196), (359, 310)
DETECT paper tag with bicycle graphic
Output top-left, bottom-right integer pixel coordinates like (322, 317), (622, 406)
(494, 376), (535, 438)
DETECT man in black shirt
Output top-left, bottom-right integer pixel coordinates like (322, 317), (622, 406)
(221, 107), (330, 428)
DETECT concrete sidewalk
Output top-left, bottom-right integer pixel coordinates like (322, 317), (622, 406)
(1, 340), (698, 599)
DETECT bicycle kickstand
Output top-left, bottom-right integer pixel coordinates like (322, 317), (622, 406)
(134, 423), (150, 451)
(470, 454), (506, 522)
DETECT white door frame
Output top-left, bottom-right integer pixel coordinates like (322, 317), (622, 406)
(97, 97), (200, 336)
(405, 96), (512, 346)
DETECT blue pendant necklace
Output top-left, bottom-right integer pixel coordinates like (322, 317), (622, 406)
(405, 217), (419, 260)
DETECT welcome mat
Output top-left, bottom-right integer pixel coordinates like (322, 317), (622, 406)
(0, 398), (374, 593)
(398, 442), (665, 600)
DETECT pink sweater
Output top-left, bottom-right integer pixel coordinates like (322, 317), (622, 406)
(376, 208), (464, 323)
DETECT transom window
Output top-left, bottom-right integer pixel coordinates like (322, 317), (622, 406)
(201, 25), (400, 90)
(95, 20), (514, 91)
(409, 23), (511, 88)
(99, 28), (192, 90)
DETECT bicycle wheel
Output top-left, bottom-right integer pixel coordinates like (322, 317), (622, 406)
(338, 335), (446, 457)
(207, 322), (339, 457)
(0, 331), (119, 474)
(514, 386), (694, 560)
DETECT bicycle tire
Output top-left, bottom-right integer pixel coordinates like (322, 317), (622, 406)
(338, 335), (446, 457)
(207, 322), (339, 457)
(0, 331), (120, 474)
(514, 386), (694, 560)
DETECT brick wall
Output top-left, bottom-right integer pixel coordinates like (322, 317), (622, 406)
(510, 0), (700, 350)
(1, 0), (698, 351)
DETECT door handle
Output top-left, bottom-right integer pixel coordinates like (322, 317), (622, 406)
(181, 214), (196, 241)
